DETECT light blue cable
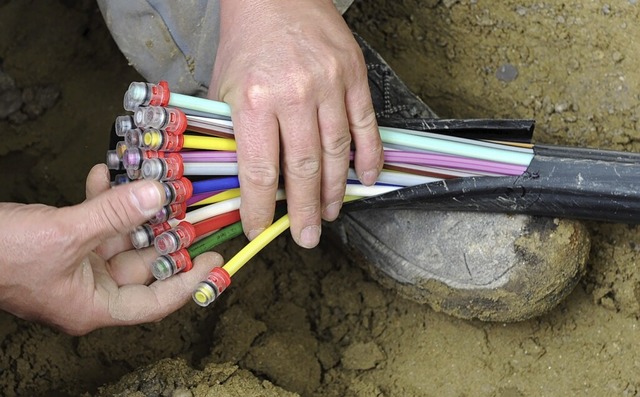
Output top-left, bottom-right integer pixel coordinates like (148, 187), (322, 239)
(378, 127), (534, 166)
(169, 93), (232, 117)
(165, 90), (534, 166)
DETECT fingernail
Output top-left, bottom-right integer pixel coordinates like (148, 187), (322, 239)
(299, 225), (321, 249)
(322, 201), (342, 221)
(131, 182), (162, 217)
(360, 169), (378, 186)
(247, 228), (265, 241)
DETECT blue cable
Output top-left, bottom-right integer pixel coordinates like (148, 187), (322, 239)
(192, 176), (240, 194)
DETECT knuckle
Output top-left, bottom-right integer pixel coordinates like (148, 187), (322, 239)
(283, 155), (321, 180)
(241, 162), (279, 189)
(242, 80), (270, 110)
(324, 132), (352, 157)
(95, 198), (133, 235)
(352, 107), (378, 132)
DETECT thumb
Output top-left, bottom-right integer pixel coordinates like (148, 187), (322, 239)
(70, 179), (165, 246)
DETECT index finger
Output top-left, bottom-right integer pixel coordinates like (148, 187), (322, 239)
(233, 106), (281, 241)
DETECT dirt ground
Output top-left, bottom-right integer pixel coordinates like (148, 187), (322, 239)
(1, 0), (640, 396)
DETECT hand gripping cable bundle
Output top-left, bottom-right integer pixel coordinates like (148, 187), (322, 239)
(107, 81), (640, 308)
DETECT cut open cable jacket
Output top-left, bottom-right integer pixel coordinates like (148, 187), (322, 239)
(343, 144), (640, 224)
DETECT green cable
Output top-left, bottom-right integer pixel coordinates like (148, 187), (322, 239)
(187, 221), (244, 258)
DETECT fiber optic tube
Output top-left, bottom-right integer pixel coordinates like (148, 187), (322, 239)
(124, 81), (171, 111)
(111, 173), (131, 186)
(153, 221), (245, 280)
(124, 128), (143, 148)
(130, 221), (171, 249)
(154, 210), (241, 255)
(106, 150), (121, 170)
(180, 151), (238, 163)
(188, 188), (241, 207)
(115, 115), (135, 136)
(133, 105), (187, 135)
(122, 147), (165, 171)
(123, 81), (232, 118)
(173, 190), (285, 227)
(192, 267), (232, 306)
(140, 129), (184, 151)
(382, 151), (528, 176)
(378, 126), (534, 166)
(140, 129), (236, 152)
(127, 167), (142, 180)
(142, 154), (184, 181)
(152, 248), (193, 280)
(149, 202), (187, 225)
(160, 178), (193, 205)
(192, 176), (240, 194)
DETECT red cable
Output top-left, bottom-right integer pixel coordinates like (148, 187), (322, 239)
(192, 209), (241, 237)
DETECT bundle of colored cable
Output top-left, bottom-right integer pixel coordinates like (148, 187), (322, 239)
(106, 81), (535, 307)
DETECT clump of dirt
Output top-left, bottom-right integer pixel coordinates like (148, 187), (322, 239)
(2, 0), (640, 396)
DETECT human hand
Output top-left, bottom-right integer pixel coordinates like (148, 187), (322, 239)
(0, 164), (222, 335)
(210, 0), (384, 248)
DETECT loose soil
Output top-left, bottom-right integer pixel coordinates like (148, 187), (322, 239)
(1, 1), (639, 396)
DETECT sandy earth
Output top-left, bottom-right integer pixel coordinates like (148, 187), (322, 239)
(1, 0), (640, 396)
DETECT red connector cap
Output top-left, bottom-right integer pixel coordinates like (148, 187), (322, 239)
(161, 177), (193, 204)
(154, 221), (197, 255)
(141, 129), (185, 152)
(192, 267), (232, 307)
(207, 267), (231, 295)
(164, 107), (187, 136)
(148, 201), (187, 224)
(141, 153), (184, 181)
(151, 248), (193, 280)
(130, 221), (171, 249)
(149, 81), (171, 107)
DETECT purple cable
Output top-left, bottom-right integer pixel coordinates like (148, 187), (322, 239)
(179, 149), (527, 176)
(180, 151), (237, 162)
(383, 151), (527, 175)
(186, 190), (221, 206)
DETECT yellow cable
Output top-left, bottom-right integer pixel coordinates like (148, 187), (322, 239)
(221, 196), (361, 277)
(189, 188), (241, 207)
(183, 134), (237, 151)
(222, 214), (290, 277)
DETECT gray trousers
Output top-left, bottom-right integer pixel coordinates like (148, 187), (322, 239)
(97, 0), (354, 97)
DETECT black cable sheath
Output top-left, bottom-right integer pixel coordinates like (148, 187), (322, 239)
(378, 118), (535, 143)
(342, 144), (640, 224)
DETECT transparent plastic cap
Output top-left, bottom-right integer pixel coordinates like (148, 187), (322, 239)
(154, 231), (179, 255)
(130, 225), (153, 249)
(141, 158), (165, 180)
(126, 167), (141, 180)
(141, 129), (163, 151)
(148, 206), (169, 224)
(151, 256), (175, 281)
(113, 174), (131, 186)
(122, 148), (142, 170)
(115, 141), (127, 159)
(134, 106), (166, 129)
(192, 282), (217, 307)
(124, 128), (142, 147)
(115, 115), (135, 136)
(124, 82), (151, 111)
(106, 150), (121, 170)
